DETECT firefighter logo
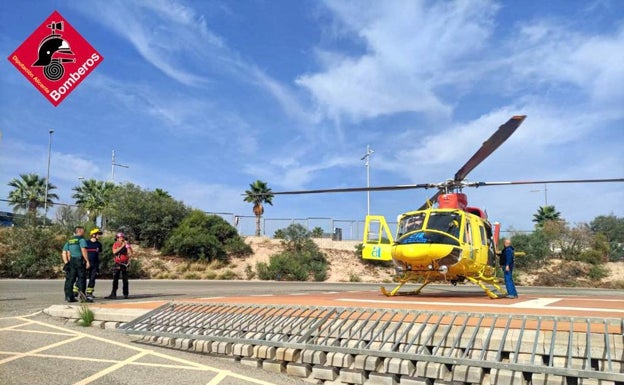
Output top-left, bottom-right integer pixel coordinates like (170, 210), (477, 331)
(32, 21), (75, 81)
(8, 10), (104, 106)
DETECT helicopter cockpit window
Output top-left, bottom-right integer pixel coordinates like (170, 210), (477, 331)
(479, 226), (487, 245)
(397, 213), (425, 237)
(464, 223), (472, 245)
(426, 212), (462, 239)
(367, 219), (391, 244)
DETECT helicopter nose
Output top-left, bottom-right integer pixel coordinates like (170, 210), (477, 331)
(393, 243), (455, 264)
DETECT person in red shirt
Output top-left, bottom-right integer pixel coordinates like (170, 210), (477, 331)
(105, 232), (133, 299)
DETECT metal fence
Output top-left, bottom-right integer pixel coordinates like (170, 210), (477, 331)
(206, 213), (377, 241)
(121, 302), (624, 382)
(206, 213), (522, 241)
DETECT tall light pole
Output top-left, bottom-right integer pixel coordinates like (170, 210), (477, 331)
(111, 150), (129, 182)
(361, 145), (374, 215)
(43, 129), (54, 222)
(530, 183), (548, 206)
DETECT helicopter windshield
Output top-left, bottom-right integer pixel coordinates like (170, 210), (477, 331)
(397, 213), (425, 237)
(426, 211), (462, 239)
(396, 211), (461, 246)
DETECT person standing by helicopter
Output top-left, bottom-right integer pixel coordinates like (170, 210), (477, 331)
(501, 239), (518, 298)
(105, 232), (133, 300)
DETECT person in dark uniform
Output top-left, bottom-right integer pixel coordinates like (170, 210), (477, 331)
(106, 232), (133, 299)
(501, 238), (518, 298)
(62, 226), (91, 302)
(85, 228), (103, 301)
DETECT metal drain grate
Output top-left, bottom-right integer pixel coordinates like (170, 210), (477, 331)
(120, 302), (624, 381)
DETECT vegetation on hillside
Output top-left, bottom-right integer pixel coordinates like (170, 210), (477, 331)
(256, 224), (329, 281)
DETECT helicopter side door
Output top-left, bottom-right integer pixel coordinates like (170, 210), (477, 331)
(362, 215), (394, 261)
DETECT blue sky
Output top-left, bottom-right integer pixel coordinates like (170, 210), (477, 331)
(1, 0), (623, 236)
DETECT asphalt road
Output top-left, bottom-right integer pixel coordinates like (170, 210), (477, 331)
(1, 279), (623, 316)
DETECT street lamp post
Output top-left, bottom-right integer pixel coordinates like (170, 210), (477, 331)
(111, 150), (129, 182)
(530, 183), (548, 206)
(361, 145), (374, 215)
(43, 129), (54, 222)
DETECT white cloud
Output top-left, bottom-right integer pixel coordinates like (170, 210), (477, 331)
(296, 0), (498, 121)
(506, 22), (624, 108)
(73, 0), (315, 127)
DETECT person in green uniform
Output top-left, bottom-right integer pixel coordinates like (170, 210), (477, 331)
(62, 226), (91, 302)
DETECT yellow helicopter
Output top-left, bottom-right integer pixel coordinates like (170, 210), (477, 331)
(256, 115), (623, 298)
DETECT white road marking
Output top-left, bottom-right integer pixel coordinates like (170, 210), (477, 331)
(508, 298), (561, 308)
(0, 313), (282, 385)
(335, 298), (624, 313)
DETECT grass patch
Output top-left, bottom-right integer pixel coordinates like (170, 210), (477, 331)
(154, 272), (171, 279)
(76, 300), (95, 327)
(183, 272), (202, 279)
(349, 272), (362, 282)
(150, 259), (168, 271)
(217, 269), (238, 280)
(245, 264), (256, 280)
(188, 262), (207, 272)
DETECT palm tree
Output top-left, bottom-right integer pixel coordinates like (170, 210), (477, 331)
(72, 179), (116, 226)
(7, 173), (58, 221)
(532, 205), (562, 228)
(243, 180), (274, 236)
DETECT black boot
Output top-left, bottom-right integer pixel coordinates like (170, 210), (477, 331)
(105, 293), (117, 299)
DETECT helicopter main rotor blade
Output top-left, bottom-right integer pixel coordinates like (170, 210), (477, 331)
(467, 177), (624, 187)
(262, 183), (439, 195)
(454, 115), (526, 183)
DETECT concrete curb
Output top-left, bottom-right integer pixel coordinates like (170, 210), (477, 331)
(43, 304), (150, 323)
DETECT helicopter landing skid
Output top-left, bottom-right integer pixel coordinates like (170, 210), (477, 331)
(380, 278), (431, 297)
(466, 275), (506, 299)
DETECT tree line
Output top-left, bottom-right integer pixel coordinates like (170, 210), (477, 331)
(1, 174), (277, 278)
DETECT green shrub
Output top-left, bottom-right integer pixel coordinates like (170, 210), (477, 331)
(608, 242), (624, 262)
(183, 272), (201, 279)
(576, 250), (603, 265)
(257, 224), (329, 281)
(511, 231), (550, 269)
(217, 269), (238, 280)
(224, 237), (253, 257)
(349, 272), (362, 282)
(166, 228), (224, 261)
(105, 183), (190, 249)
(0, 226), (66, 278)
(256, 262), (272, 280)
(587, 265), (609, 281)
(163, 211), (247, 262)
(244, 264), (256, 280)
